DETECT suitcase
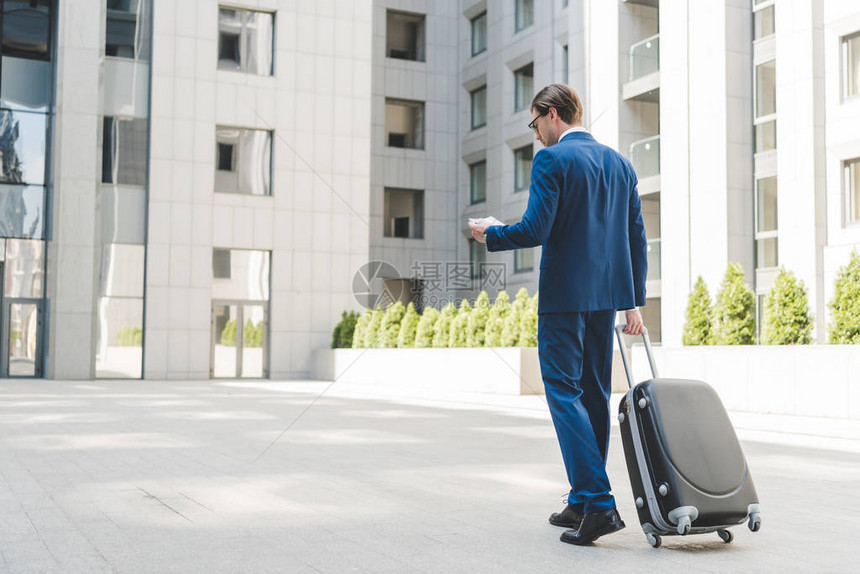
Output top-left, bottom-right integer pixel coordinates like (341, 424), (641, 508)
(614, 324), (761, 548)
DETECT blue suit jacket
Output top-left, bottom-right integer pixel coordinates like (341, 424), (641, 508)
(486, 131), (648, 314)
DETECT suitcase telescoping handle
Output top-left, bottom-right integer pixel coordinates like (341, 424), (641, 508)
(614, 324), (659, 389)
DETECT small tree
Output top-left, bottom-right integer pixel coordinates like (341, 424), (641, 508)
(363, 307), (385, 348)
(466, 291), (491, 347)
(682, 277), (713, 345)
(712, 262), (756, 345)
(828, 251), (860, 344)
(221, 320), (237, 346)
(485, 291), (512, 347)
(761, 268), (813, 345)
(449, 299), (472, 348)
(396, 302), (420, 348)
(352, 309), (372, 348)
(415, 307), (441, 348)
(432, 302), (457, 348)
(332, 310), (359, 349)
(379, 301), (406, 348)
(518, 292), (539, 347)
(502, 288), (530, 346)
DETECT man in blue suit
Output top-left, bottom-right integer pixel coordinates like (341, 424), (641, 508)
(468, 84), (648, 546)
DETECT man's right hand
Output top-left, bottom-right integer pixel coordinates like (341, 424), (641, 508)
(623, 309), (644, 335)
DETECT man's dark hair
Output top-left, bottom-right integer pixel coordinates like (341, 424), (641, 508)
(531, 83), (583, 125)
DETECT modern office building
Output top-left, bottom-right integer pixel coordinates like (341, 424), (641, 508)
(1, 0), (857, 380)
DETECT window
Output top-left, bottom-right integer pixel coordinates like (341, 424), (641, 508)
(754, 4), (774, 41)
(214, 127), (272, 195)
(754, 60), (776, 153)
(106, 0), (151, 59)
(755, 177), (778, 269)
(384, 188), (424, 239)
(514, 63), (534, 112)
(386, 10), (425, 61)
(1, 56), (51, 112)
(562, 45), (568, 84)
(470, 161), (486, 204)
(213, 249), (231, 279)
(514, 145), (532, 192)
(843, 32), (860, 100)
(844, 158), (860, 225)
(470, 239), (486, 280)
(515, 0), (534, 33)
(385, 99), (424, 150)
(471, 86), (487, 130)
(471, 12), (487, 56)
(102, 117), (148, 186)
(514, 248), (533, 273)
(217, 7), (274, 75)
(0, 109), (47, 185)
(2, 0), (52, 61)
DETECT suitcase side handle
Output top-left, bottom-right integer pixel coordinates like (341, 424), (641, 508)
(614, 324), (659, 389)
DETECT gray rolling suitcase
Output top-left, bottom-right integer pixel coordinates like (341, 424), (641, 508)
(614, 325), (761, 548)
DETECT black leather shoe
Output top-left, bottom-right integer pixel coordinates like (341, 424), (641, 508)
(549, 504), (583, 529)
(560, 508), (625, 546)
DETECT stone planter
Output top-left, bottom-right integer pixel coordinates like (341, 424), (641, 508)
(311, 347), (630, 395)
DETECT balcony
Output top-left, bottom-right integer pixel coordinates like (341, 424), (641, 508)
(629, 135), (660, 180)
(622, 33), (660, 102)
(647, 238), (661, 281)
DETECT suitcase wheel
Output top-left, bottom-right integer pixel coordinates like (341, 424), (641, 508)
(748, 512), (762, 532)
(717, 529), (733, 543)
(676, 515), (692, 535)
(646, 533), (662, 548)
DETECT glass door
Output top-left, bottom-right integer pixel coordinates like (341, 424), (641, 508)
(4, 299), (43, 377)
(211, 302), (268, 378)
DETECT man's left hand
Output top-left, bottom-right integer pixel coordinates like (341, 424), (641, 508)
(468, 217), (502, 244)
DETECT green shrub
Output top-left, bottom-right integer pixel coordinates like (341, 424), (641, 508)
(352, 309), (372, 348)
(397, 302), (420, 348)
(502, 288), (530, 346)
(116, 326), (143, 347)
(449, 299), (472, 348)
(712, 262), (756, 345)
(682, 277), (713, 345)
(518, 293), (539, 347)
(220, 320), (237, 346)
(379, 301), (406, 348)
(485, 291), (511, 347)
(332, 310), (359, 349)
(828, 251), (860, 344)
(432, 302), (457, 348)
(244, 319), (263, 348)
(762, 268), (813, 345)
(466, 291), (491, 347)
(363, 307), (385, 348)
(415, 307), (441, 348)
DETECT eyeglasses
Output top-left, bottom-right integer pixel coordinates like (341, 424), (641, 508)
(527, 112), (547, 132)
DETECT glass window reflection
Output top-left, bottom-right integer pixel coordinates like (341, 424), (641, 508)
(99, 244), (145, 298)
(102, 116), (148, 186)
(4, 238), (45, 298)
(1, 57), (50, 112)
(2, 0), (52, 61)
(0, 184), (43, 239)
(217, 7), (274, 75)
(106, 0), (151, 60)
(8, 302), (38, 376)
(0, 109), (46, 185)
(214, 127), (271, 195)
(95, 296), (143, 379)
(211, 249), (270, 301)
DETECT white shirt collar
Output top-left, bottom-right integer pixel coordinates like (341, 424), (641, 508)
(558, 126), (588, 141)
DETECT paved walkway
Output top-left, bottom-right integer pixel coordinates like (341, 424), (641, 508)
(0, 379), (857, 573)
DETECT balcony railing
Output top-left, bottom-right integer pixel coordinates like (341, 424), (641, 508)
(629, 33), (659, 82)
(647, 238), (661, 281)
(629, 135), (660, 179)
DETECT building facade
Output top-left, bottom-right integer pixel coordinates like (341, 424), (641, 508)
(2, 0), (857, 380)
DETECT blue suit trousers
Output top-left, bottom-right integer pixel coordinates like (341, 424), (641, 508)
(538, 310), (616, 513)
